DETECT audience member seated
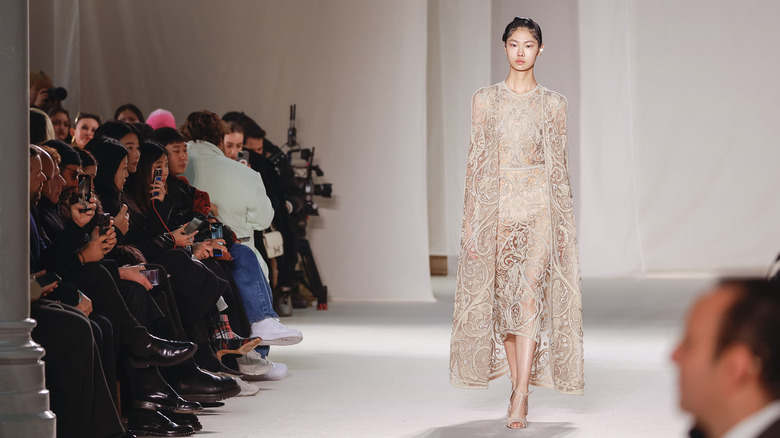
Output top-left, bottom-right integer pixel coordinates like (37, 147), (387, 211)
(93, 120), (142, 174)
(71, 112), (102, 149)
(181, 111), (273, 278)
(222, 111), (302, 316)
(146, 108), (177, 130)
(47, 106), (72, 143)
(30, 108), (55, 145)
(673, 279), (780, 438)
(115, 103), (145, 124)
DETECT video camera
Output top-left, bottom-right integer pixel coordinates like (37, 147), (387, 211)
(278, 104), (333, 216)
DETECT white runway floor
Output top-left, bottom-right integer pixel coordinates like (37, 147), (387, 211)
(199, 276), (713, 437)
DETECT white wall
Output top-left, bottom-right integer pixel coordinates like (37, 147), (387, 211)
(75, 0), (433, 301)
(627, 0), (780, 273)
(426, 0), (492, 273)
(575, 0), (780, 275)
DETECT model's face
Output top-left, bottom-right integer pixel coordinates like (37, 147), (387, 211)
(114, 157), (129, 191)
(50, 112), (71, 141)
(150, 154), (170, 184)
(223, 132), (244, 160)
(120, 133), (140, 173)
(71, 118), (99, 148)
(117, 110), (141, 124)
(244, 137), (264, 154)
(30, 154), (46, 204)
(165, 142), (188, 175)
(505, 28), (542, 73)
(41, 155), (66, 204)
(671, 289), (734, 421)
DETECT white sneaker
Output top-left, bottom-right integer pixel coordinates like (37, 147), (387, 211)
(234, 376), (260, 396)
(238, 351), (288, 382)
(237, 350), (272, 377)
(250, 318), (303, 346)
(255, 361), (288, 381)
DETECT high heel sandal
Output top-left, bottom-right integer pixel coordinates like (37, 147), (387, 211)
(214, 337), (262, 360)
(212, 314), (263, 360)
(506, 390), (532, 429)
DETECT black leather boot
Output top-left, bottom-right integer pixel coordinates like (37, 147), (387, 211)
(167, 359), (240, 402)
(127, 365), (203, 413)
(126, 409), (194, 437)
(163, 411), (202, 432)
(129, 334), (197, 368)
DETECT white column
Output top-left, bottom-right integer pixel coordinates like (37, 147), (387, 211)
(0, 0), (56, 436)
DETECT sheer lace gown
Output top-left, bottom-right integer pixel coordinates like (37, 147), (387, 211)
(450, 82), (584, 394)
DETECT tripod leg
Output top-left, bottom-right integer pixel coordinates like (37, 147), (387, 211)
(298, 239), (327, 309)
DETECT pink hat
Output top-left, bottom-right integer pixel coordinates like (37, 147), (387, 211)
(146, 109), (176, 130)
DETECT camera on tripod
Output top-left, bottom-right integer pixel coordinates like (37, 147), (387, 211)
(281, 104), (333, 216)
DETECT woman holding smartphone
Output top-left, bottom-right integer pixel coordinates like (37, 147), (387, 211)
(449, 17), (584, 429)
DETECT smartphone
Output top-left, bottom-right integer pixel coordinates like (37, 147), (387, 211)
(210, 223), (223, 240)
(237, 150), (250, 165)
(35, 271), (61, 289)
(140, 269), (160, 286)
(212, 248), (223, 258)
(152, 168), (163, 197)
(182, 216), (204, 234)
(77, 174), (92, 212)
(98, 213), (111, 235)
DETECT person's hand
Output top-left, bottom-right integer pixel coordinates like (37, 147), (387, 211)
(32, 88), (49, 108)
(192, 242), (213, 260)
(119, 265), (153, 290)
(78, 227), (114, 263)
(149, 178), (166, 202)
(112, 204), (130, 234)
(75, 292), (92, 316)
(204, 239), (232, 260)
(30, 270), (58, 296)
(170, 226), (198, 247)
(70, 196), (97, 227)
(101, 222), (117, 253)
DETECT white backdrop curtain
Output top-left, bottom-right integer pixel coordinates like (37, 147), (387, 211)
(30, 0), (780, 300)
(428, 0), (780, 277)
(50, 0), (435, 301)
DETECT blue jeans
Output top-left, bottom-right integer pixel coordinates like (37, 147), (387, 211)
(228, 243), (277, 357)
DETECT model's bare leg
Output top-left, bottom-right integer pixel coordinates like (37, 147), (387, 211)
(505, 334), (518, 385)
(507, 335), (536, 429)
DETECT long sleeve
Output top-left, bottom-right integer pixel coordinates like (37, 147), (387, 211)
(245, 172), (274, 232)
(450, 86), (499, 389)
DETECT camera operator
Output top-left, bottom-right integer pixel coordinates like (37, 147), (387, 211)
(30, 70), (67, 113)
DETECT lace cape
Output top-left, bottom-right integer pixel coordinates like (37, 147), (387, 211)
(449, 83), (584, 394)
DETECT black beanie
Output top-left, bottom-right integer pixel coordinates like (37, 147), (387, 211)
(43, 139), (81, 168)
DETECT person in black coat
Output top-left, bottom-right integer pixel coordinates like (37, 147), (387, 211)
(673, 279), (780, 438)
